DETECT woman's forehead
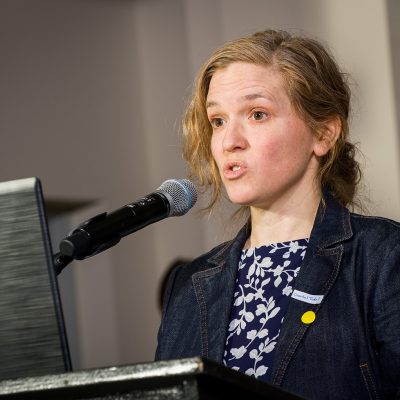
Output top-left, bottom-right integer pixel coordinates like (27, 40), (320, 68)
(206, 63), (288, 106)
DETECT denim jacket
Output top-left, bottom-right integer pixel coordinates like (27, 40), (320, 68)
(155, 194), (400, 399)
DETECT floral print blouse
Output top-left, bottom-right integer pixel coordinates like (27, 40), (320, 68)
(223, 239), (308, 382)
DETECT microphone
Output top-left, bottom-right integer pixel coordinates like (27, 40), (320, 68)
(59, 179), (197, 260)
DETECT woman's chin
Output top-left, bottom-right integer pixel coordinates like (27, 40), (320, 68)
(227, 194), (254, 206)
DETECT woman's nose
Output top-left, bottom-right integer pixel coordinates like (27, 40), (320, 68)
(222, 120), (248, 152)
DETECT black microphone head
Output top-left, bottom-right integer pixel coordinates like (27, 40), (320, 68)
(157, 179), (197, 216)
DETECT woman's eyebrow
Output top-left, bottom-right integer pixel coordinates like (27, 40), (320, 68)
(206, 100), (218, 109)
(206, 92), (275, 109)
(242, 92), (275, 102)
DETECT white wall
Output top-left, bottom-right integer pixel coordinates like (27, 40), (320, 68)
(0, 0), (398, 369)
(387, 0), (400, 179)
(319, 0), (400, 218)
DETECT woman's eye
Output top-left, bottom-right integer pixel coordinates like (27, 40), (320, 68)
(252, 111), (267, 121)
(210, 118), (224, 128)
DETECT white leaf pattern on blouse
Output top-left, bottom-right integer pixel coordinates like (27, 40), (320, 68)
(223, 239), (308, 382)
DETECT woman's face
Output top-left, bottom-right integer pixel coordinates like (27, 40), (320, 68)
(207, 62), (322, 210)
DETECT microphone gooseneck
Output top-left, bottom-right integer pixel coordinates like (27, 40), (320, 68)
(58, 179), (197, 261)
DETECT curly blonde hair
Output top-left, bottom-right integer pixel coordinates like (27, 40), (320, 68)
(183, 29), (361, 211)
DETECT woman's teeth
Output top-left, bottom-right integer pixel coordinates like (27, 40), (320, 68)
(232, 165), (241, 171)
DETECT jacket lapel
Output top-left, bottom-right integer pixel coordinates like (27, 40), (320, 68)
(271, 194), (353, 385)
(192, 225), (249, 362)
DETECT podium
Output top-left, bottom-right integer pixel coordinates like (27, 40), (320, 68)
(0, 357), (304, 399)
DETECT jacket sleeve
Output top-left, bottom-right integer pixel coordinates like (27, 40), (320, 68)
(372, 238), (400, 399)
(154, 264), (180, 361)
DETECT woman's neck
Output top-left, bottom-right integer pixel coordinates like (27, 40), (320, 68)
(245, 188), (321, 248)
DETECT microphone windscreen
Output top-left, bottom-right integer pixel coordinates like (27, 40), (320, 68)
(157, 179), (197, 216)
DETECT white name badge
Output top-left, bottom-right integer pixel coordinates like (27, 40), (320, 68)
(292, 290), (324, 305)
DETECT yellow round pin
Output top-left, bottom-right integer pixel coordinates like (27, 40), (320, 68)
(301, 311), (316, 325)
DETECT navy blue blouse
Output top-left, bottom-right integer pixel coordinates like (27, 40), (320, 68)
(223, 239), (308, 382)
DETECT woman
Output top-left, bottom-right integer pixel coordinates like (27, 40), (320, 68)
(155, 30), (400, 399)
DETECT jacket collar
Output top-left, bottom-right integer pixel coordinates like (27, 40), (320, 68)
(309, 191), (353, 250)
(207, 191), (353, 261)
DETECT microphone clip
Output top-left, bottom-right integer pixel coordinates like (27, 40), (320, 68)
(54, 212), (121, 276)
(59, 212), (121, 260)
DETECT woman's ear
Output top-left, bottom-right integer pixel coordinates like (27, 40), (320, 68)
(313, 117), (341, 157)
